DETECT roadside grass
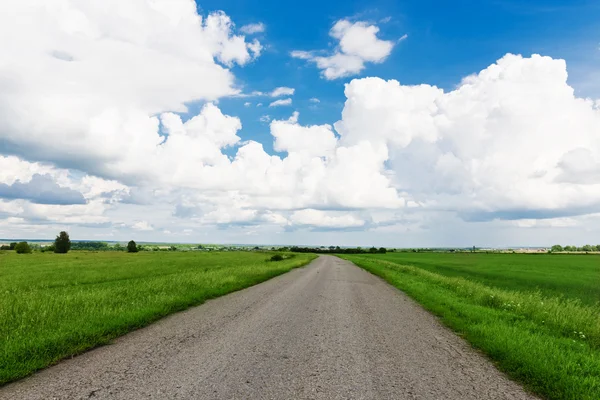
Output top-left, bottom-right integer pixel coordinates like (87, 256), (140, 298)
(363, 252), (600, 305)
(0, 251), (316, 385)
(340, 254), (600, 400)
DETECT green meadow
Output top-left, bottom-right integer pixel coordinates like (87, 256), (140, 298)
(341, 253), (600, 400)
(0, 251), (315, 385)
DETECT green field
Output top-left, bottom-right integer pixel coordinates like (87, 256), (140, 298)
(362, 252), (600, 305)
(340, 253), (600, 400)
(0, 251), (315, 385)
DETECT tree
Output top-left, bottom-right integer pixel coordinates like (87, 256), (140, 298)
(378, 247), (387, 254)
(550, 244), (563, 252)
(582, 244), (593, 252)
(127, 240), (138, 253)
(14, 242), (32, 254)
(54, 231), (71, 253)
(9, 242), (17, 250)
(42, 244), (56, 253)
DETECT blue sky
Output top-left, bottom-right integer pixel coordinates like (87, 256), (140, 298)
(0, 0), (599, 246)
(200, 0), (600, 152)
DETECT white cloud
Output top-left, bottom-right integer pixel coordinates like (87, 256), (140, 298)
(244, 102), (251, 107)
(0, 0), (259, 182)
(291, 19), (395, 79)
(1, 1), (598, 246)
(240, 23), (265, 35)
(309, 98), (321, 103)
(132, 221), (154, 231)
(290, 209), (365, 228)
(270, 112), (337, 157)
(334, 54), (600, 220)
(269, 98), (292, 107)
(270, 87), (296, 97)
(260, 115), (271, 123)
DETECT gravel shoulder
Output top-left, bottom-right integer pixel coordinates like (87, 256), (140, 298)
(0, 255), (537, 399)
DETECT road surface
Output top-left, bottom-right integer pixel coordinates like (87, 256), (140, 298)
(1, 255), (536, 399)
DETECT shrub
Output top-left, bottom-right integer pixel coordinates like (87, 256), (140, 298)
(54, 231), (71, 254)
(127, 240), (138, 253)
(0, 245), (9, 250)
(270, 254), (284, 262)
(9, 242), (17, 250)
(41, 244), (56, 253)
(14, 242), (32, 254)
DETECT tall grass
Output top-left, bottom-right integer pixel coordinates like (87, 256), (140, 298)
(341, 255), (600, 400)
(0, 251), (315, 385)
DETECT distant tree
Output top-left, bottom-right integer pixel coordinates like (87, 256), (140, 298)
(564, 245), (575, 252)
(54, 231), (71, 253)
(369, 247), (378, 253)
(127, 240), (138, 253)
(0, 244), (9, 250)
(378, 247), (387, 254)
(595, 245), (600, 252)
(9, 242), (17, 250)
(582, 244), (593, 252)
(14, 242), (32, 254)
(114, 243), (123, 251)
(42, 244), (56, 253)
(550, 244), (563, 252)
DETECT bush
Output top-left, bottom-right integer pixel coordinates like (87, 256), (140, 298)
(9, 242), (17, 250)
(270, 254), (284, 262)
(127, 240), (138, 253)
(54, 231), (71, 254)
(14, 242), (32, 254)
(41, 244), (56, 253)
(0, 245), (9, 250)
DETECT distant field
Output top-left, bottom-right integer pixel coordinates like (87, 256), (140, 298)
(0, 251), (316, 385)
(341, 253), (600, 400)
(363, 252), (600, 305)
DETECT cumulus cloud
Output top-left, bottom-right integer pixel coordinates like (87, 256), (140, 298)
(1, 0), (598, 244)
(270, 87), (295, 97)
(240, 23), (265, 35)
(0, 0), (259, 180)
(269, 98), (292, 107)
(0, 174), (86, 205)
(290, 209), (365, 228)
(291, 19), (395, 79)
(334, 54), (600, 220)
(131, 221), (154, 231)
(271, 112), (337, 157)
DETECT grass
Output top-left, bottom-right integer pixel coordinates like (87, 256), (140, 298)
(0, 251), (316, 385)
(339, 253), (600, 400)
(361, 252), (600, 305)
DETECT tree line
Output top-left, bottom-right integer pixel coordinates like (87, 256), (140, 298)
(550, 244), (600, 253)
(0, 233), (142, 254)
(289, 246), (388, 254)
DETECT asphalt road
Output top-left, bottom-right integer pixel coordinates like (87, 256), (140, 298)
(1, 255), (536, 399)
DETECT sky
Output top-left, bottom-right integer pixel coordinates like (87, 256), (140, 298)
(0, 0), (599, 247)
